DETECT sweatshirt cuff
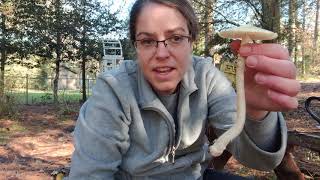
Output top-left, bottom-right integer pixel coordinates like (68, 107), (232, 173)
(232, 112), (287, 170)
(244, 112), (281, 152)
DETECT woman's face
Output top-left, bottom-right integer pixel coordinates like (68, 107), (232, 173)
(135, 2), (193, 95)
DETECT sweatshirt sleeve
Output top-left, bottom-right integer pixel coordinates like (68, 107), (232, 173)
(206, 65), (287, 171)
(233, 112), (287, 170)
(68, 76), (131, 180)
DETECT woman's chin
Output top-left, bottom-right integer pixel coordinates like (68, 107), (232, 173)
(154, 84), (177, 95)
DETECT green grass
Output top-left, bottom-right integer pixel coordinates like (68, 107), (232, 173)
(5, 89), (91, 104)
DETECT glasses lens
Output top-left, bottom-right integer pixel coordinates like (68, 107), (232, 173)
(139, 39), (156, 48)
(167, 35), (187, 45)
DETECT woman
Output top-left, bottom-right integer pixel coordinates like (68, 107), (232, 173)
(68, 0), (300, 179)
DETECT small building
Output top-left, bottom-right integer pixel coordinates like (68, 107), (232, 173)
(101, 39), (124, 72)
(59, 64), (79, 90)
(58, 63), (96, 91)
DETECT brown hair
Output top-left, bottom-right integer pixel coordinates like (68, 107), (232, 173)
(129, 0), (199, 43)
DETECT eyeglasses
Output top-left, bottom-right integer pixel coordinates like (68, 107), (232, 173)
(134, 35), (191, 54)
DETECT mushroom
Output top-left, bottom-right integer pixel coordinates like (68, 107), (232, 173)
(209, 25), (278, 157)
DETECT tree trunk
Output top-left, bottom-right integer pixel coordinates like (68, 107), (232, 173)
(301, 1), (306, 76)
(53, 33), (61, 103)
(81, 48), (87, 102)
(313, 0), (320, 63)
(81, 0), (87, 102)
(294, 0), (299, 66)
(260, 0), (280, 42)
(0, 12), (6, 97)
(203, 0), (215, 57)
(274, 145), (305, 180)
(288, 0), (297, 60)
(53, 0), (62, 103)
(288, 131), (320, 152)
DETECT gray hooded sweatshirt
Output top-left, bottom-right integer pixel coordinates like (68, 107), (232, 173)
(68, 56), (287, 180)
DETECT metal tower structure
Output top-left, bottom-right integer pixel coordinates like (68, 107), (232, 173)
(101, 39), (124, 72)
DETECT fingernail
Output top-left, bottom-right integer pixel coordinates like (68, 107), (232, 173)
(240, 46), (251, 54)
(255, 73), (265, 84)
(246, 57), (258, 68)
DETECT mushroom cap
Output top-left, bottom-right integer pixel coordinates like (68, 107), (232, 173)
(218, 25), (278, 40)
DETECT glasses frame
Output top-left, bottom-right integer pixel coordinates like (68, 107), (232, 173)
(134, 35), (191, 51)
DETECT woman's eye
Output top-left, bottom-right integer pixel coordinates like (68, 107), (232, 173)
(170, 36), (183, 43)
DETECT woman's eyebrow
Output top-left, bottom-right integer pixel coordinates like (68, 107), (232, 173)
(166, 27), (187, 34)
(136, 27), (188, 38)
(136, 32), (155, 38)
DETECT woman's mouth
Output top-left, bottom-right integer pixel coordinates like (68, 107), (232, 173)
(153, 67), (175, 79)
(154, 67), (173, 73)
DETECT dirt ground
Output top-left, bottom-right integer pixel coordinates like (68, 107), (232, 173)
(0, 82), (319, 180)
(0, 105), (76, 180)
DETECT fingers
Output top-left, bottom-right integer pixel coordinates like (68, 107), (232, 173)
(239, 43), (289, 60)
(267, 89), (299, 110)
(245, 55), (297, 79)
(239, 44), (301, 111)
(254, 73), (301, 97)
(239, 42), (300, 111)
(252, 72), (300, 111)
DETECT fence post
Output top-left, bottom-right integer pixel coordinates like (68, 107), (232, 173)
(26, 74), (29, 104)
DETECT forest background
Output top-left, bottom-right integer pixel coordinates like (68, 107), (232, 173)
(0, 0), (319, 179)
(0, 0), (319, 106)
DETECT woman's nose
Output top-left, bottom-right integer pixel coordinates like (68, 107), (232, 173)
(154, 42), (170, 59)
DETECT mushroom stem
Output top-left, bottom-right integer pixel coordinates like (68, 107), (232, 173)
(209, 36), (252, 157)
(211, 25), (277, 157)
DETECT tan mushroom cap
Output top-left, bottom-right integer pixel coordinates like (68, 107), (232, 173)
(218, 25), (278, 40)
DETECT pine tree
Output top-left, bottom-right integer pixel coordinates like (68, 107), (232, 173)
(69, 0), (122, 102)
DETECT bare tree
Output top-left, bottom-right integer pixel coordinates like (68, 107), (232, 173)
(294, 0), (300, 64)
(288, 0), (297, 62)
(192, 0), (217, 56)
(313, 0), (319, 63)
(260, 0), (281, 38)
(0, 7), (6, 97)
(203, 0), (216, 56)
(301, 1), (307, 75)
(80, 0), (88, 102)
(52, 0), (63, 103)
(0, 0), (13, 97)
